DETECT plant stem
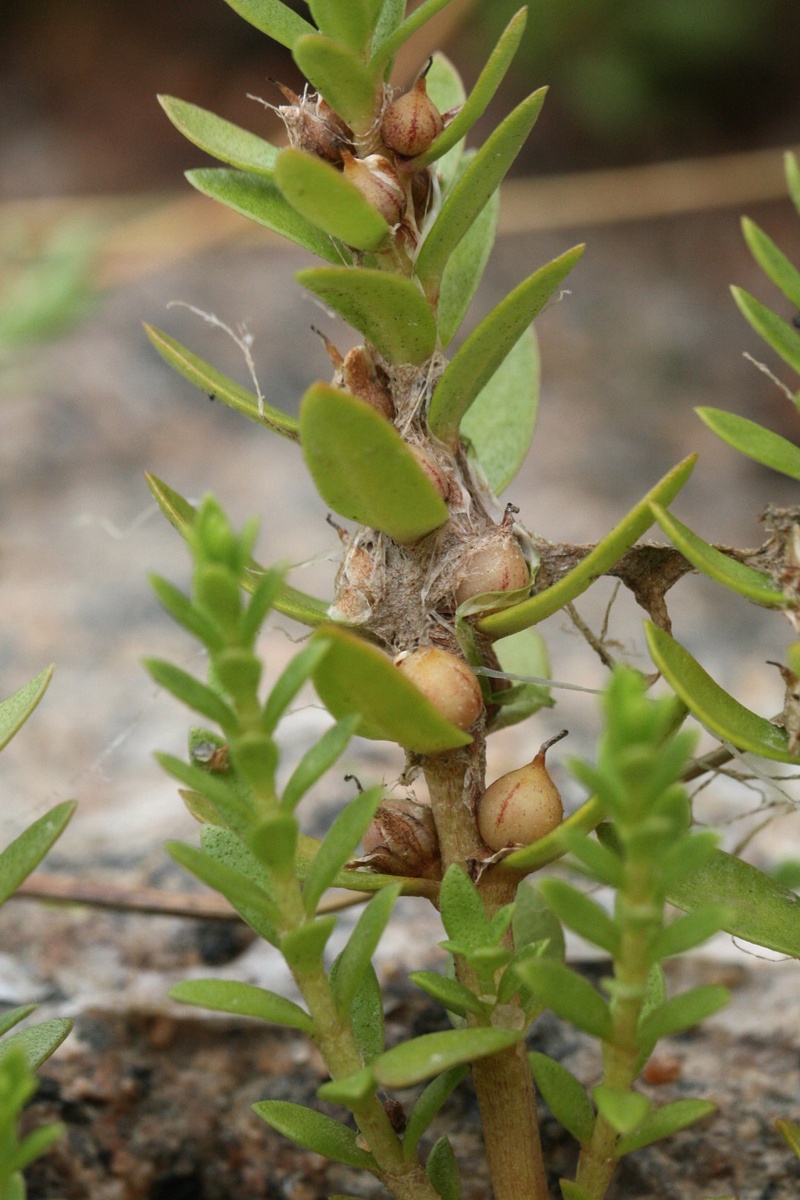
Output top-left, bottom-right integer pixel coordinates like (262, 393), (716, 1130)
(424, 747), (549, 1200)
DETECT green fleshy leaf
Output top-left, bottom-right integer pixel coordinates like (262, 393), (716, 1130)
(537, 879), (619, 956)
(488, 626), (552, 732)
(333, 960), (385, 1064)
(221, 0), (314, 46)
(300, 383), (449, 541)
(307, 0), (382, 54)
(293, 36), (378, 135)
(644, 622), (800, 763)
(731, 285), (800, 375)
(777, 1117), (800, 1159)
(0, 1019), (72, 1070)
(409, 971), (488, 1020)
(428, 245), (583, 447)
(615, 1099), (716, 1157)
(167, 839), (280, 943)
(650, 503), (789, 607)
(560, 1183), (591, 1200)
(695, 407), (800, 481)
(461, 327), (539, 496)
(187, 167), (350, 264)
(415, 90), (548, 301)
(281, 915), (337, 972)
(150, 575), (225, 652)
(262, 640), (331, 735)
(296, 267), (436, 365)
(424, 54), (467, 193)
(426, 1135), (462, 1200)
(742, 217), (800, 310)
(637, 986), (729, 1046)
(592, 1086), (650, 1135)
(499, 796), (606, 876)
(252, 1101), (377, 1170)
(316, 1066), (376, 1108)
(647, 905), (729, 961)
(439, 864), (490, 950)
(144, 473), (330, 627)
(370, 0), (456, 73)
(248, 813), (298, 874)
(786, 151), (800, 217)
(310, 625), (472, 752)
(0, 802), (76, 908)
(529, 1052), (594, 1145)
(281, 715), (361, 812)
(0, 666), (53, 751)
(144, 659), (238, 732)
(158, 96), (278, 177)
(403, 1066), (469, 1160)
(303, 785), (384, 914)
(560, 828), (625, 889)
(12, 1120), (65, 1174)
(0, 1006), (36, 1040)
(414, 8), (528, 170)
(332, 883), (401, 1014)
(436, 161), (499, 349)
(481, 455), (697, 638)
(370, 0), (404, 58)
(144, 324), (299, 442)
(512, 882), (566, 958)
(169, 979), (313, 1033)
(374, 1027), (522, 1089)
(667, 848), (800, 958)
(514, 960), (612, 1040)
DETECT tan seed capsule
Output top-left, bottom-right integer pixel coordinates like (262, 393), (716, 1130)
(381, 74), (444, 158)
(455, 534), (530, 606)
(342, 347), (395, 421)
(477, 732), (567, 851)
(342, 151), (406, 226)
(274, 82), (353, 164)
(396, 646), (482, 731)
(362, 796), (441, 879)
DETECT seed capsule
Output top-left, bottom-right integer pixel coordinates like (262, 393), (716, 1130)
(381, 74), (444, 158)
(408, 444), (450, 502)
(273, 82), (353, 164)
(396, 646), (483, 731)
(361, 796), (441, 879)
(477, 731), (567, 851)
(342, 347), (395, 421)
(454, 532), (530, 607)
(342, 151), (406, 226)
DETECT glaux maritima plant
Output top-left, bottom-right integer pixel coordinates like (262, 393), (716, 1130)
(143, 2), (800, 1198)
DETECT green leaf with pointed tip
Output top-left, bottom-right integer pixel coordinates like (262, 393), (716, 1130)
(144, 659), (238, 732)
(425, 54), (467, 193)
(144, 473), (330, 628)
(461, 327), (539, 495)
(787, 151), (800, 216)
(428, 245), (583, 447)
(0, 1019), (72, 1070)
(221, 0), (314, 45)
(0, 1006), (36, 1040)
(167, 840), (279, 943)
(742, 217), (800, 310)
(276, 149), (390, 254)
(644, 622), (800, 764)
(537, 879), (620, 956)
(0, 666), (53, 751)
(300, 382), (449, 542)
(667, 848), (800, 958)
(187, 167), (349, 264)
(370, 0), (456, 73)
(439, 864), (490, 950)
(437, 162), (499, 349)
(296, 268), (436, 365)
(637, 986), (729, 1046)
(307, 0), (382, 54)
(615, 1099), (716, 1157)
(332, 883), (401, 1014)
(282, 915), (338, 971)
(481, 455), (697, 638)
(415, 90), (548, 300)
(370, 0), (404, 58)
(648, 906), (729, 961)
(777, 1117), (800, 1159)
(414, 8), (528, 170)
(695, 407), (800, 479)
(293, 35), (378, 135)
(150, 575), (225, 651)
(560, 1183), (591, 1200)
(650, 503), (789, 608)
(409, 971), (488, 1020)
(403, 1065), (469, 1160)
(262, 641), (331, 736)
(529, 1052), (595, 1145)
(303, 786), (383, 914)
(731, 285), (800, 375)
(281, 715), (361, 812)
(426, 1136), (461, 1200)
(169, 979), (313, 1033)
(158, 96), (278, 177)
(330, 958), (385, 1064)
(0, 802), (76, 908)
(253, 1101), (377, 1170)
(374, 1027), (522, 1089)
(514, 960), (612, 1040)
(144, 324), (299, 442)
(316, 1065), (376, 1108)
(592, 1086), (650, 1135)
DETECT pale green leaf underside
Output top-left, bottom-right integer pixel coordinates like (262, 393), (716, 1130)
(696, 407), (800, 481)
(645, 622), (800, 764)
(742, 216), (800, 310)
(0, 802), (76, 909)
(650, 503), (790, 608)
(414, 8), (528, 170)
(0, 1018), (73, 1070)
(307, 0), (381, 54)
(479, 455), (697, 638)
(0, 665), (53, 751)
(144, 473), (330, 628)
(461, 327), (539, 495)
(144, 324), (299, 441)
(300, 382), (449, 542)
(430, 245), (582, 447)
(275, 149), (389, 252)
(221, 0), (315, 47)
(732, 285), (800, 375)
(437, 161), (499, 348)
(370, 0), (456, 74)
(311, 624), (472, 753)
(425, 54), (467, 194)
(253, 1100), (377, 1170)
(529, 1051), (595, 1145)
(615, 1099), (716, 1157)
(158, 96), (279, 177)
(373, 1027), (522, 1089)
(296, 267), (436, 365)
(293, 35), (378, 134)
(169, 979), (313, 1033)
(187, 167), (349, 264)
